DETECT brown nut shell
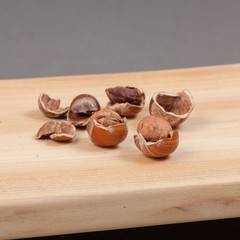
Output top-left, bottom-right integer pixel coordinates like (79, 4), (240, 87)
(134, 115), (179, 158)
(105, 86), (145, 117)
(36, 120), (76, 141)
(38, 93), (69, 118)
(67, 94), (100, 127)
(87, 109), (128, 147)
(134, 130), (179, 158)
(149, 89), (194, 127)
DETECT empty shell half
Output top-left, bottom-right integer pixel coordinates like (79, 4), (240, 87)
(149, 89), (194, 127)
(36, 120), (76, 141)
(67, 94), (101, 127)
(38, 93), (69, 118)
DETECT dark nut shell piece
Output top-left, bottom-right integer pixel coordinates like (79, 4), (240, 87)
(67, 94), (101, 127)
(36, 120), (76, 141)
(38, 93), (69, 118)
(106, 86), (143, 105)
(134, 115), (179, 158)
(149, 89), (194, 127)
(105, 86), (145, 117)
(87, 108), (128, 147)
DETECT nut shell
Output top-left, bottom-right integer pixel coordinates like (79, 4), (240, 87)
(87, 109), (128, 147)
(67, 94), (100, 127)
(149, 90), (194, 127)
(134, 130), (179, 158)
(36, 120), (76, 141)
(38, 93), (69, 118)
(106, 86), (145, 117)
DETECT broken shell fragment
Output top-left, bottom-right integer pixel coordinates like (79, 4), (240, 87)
(134, 115), (179, 158)
(36, 120), (76, 141)
(105, 86), (145, 117)
(149, 89), (194, 127)
(38, 93), (69, 118)
(67, 94), (101, 127)
(86, 108), (128, 147)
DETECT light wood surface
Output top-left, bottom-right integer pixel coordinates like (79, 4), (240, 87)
(0, 64), (240, 239)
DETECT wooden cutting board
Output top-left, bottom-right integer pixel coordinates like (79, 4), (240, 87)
(0, 64), (240, 239)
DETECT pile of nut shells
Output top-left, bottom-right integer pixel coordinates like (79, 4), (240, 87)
(36, 87), (194, 158)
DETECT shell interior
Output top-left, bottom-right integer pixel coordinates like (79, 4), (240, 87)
(153, 90), (194, 118)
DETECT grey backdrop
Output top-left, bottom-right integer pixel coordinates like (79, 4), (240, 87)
(1, 0), (240, 79)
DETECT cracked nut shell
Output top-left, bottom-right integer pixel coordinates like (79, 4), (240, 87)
(38, 93), (69, 118)
(134, 115), (179, 158)
(86, 108), (128, 147)
(67, 94), (101, 127)
(149, 89), (194, 127)
(105, 86), (145, 117)
(36, 120), (76, 141)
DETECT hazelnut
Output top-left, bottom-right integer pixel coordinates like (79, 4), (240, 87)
(149, 89), (194, 127)
(86, 108), (128, 147)
(36, 120), (76, 141)
(38, 93), (69, 118)
(105, 86), (145, 117)
(67, 94), (101, 127)
(134, 115), (179, 158)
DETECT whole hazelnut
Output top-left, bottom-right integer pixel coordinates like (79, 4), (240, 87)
(134, 115), (179, 158)
(149, 90), (194, 127)
(38, 93), (69, 118)
(86, 108), (128, 147)
(36, 120), (76, 141)
(67, 94), (101, 127)
(105, 86), (145, 117)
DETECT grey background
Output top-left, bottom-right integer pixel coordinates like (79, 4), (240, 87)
(1, 0), (240, 79)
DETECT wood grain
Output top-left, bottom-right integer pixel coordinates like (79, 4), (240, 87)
(0, 64), (240, 239)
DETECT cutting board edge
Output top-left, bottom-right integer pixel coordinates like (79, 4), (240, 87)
(1, 178), (240, 239)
